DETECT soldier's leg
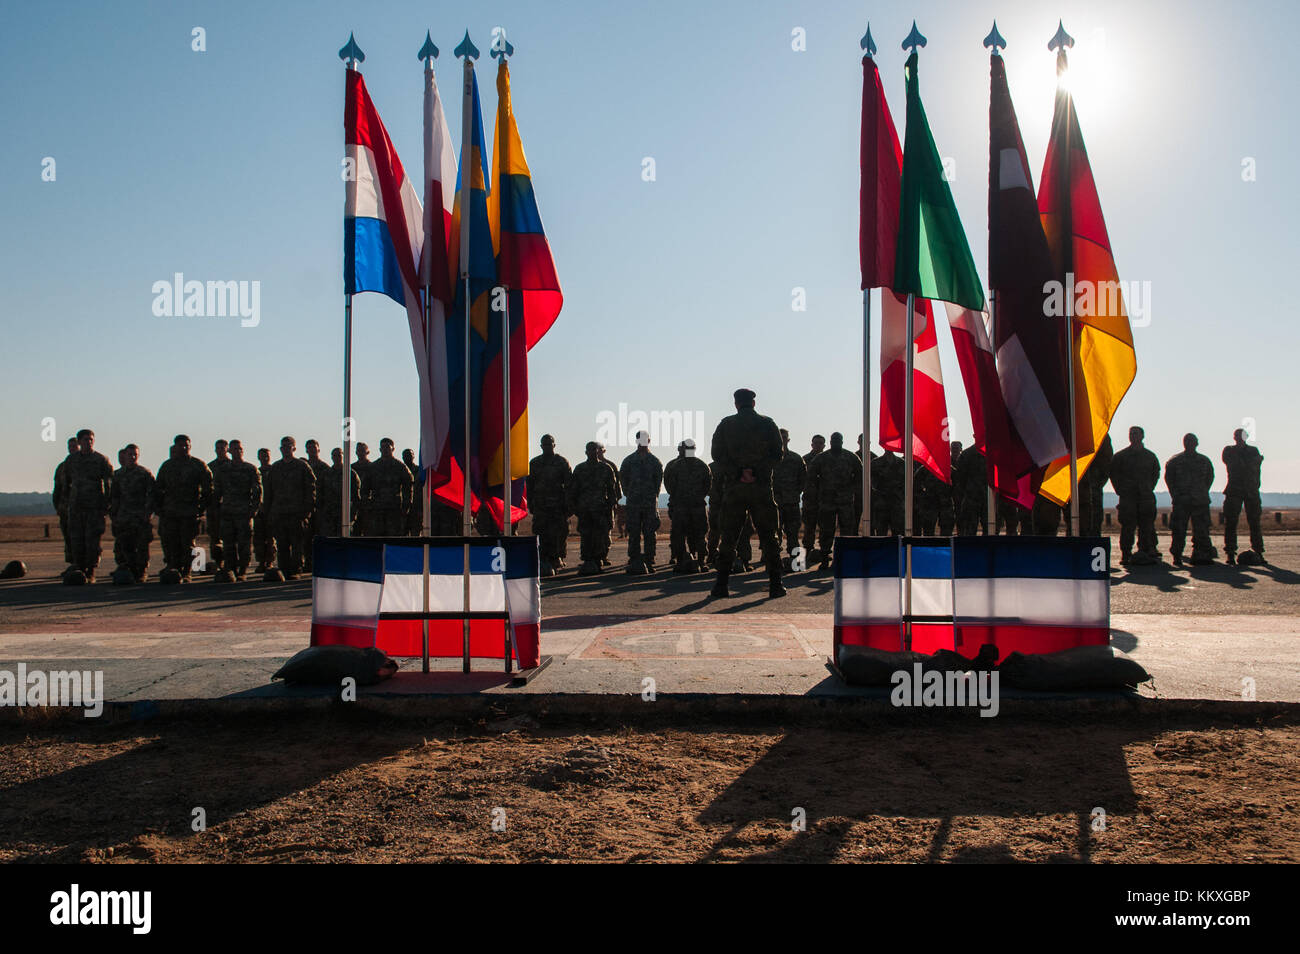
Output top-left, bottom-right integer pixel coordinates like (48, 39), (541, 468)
(1190, 504), (1215, 560)
(576, 512), (593, 564)
(1169, 503), (1187, 560)
(737, 516), (754, 567)
(128, 522), (152, 580)
(707, 504), (721, 565)
(751, 494), (783, 574)
(207, 509), (223, 574)
(668, 507), (686, 565)
(644, 508), (660, 566)
(1222, 494), (1241, 558)
(82, 512), (105, 576)
(716, 496), (746, 572)
(59, 512), (72, 564)
(1245, 496), (1264, 555)
(802, 502), (819, 551)
(780, 502), (799, 555)
(302, 512), (316, 572)
(688, 506), (708, 564)
(817, 509), (837, 566)
(624, 506), (643, 566)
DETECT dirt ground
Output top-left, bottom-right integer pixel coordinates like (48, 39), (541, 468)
(0, 712), (1295, 863)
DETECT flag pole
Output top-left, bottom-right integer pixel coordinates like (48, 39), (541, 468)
(900, 23), (925, 652)
(418, 32), (441, 675)
(494, 42), (515, 540)
(862, 289), (872, 536)
(987, 290), (998, 533)
(903, 293), (915, 651)
(860, 25), (876, 538)
(456, 32), (479, 674)
(342, 293), (353, 537)
(1051, 23), (1081, 537)
(338, 34), (364, 539)
(983, 25), (1008, 539)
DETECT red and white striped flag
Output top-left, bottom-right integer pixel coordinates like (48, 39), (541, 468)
(880, 291), (950, 481)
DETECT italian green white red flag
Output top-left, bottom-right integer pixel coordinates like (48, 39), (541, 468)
(894, 52), (986, 313)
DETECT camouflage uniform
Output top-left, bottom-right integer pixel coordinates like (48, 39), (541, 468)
(937, 473), (957, 535)
(206, 455), (233, 573)
(601, 457), (621, 559)
(154, 455), (213, 579)
(110, 463), (154, 581)
(52, 453), (76, 564)
(403, 455), (423, 535)
(1109, 443), (1160, 562)
(953, 447), (989, 536)
(801, 449), (821, 553)
(872, 452), (905, 536)
(664, 453), (710, 569)
(265, 457), (316, 575)
(706, 462), (752, 568)
(319, 463), (360, 539)
(1031, 497), (1064, 536)
(364, 457), (413, 537)
(1165, 448), (1216, 563)
(255, 462), (275, 569)
(807, 447), (862, 561)
(567, 460), (618, 567)
(1079, 434), (1113, 537)
(527, 451), (572, 568)
(710, 407), (783, 579)
(997, 498), (1031, 536)
(351, 460), (373, 535)
(304, 456), (332, 565)
(215, 461), (261, 578)
(66, 451), (114, 577)
(772, 449), (807, 556)
(619, 450), (663, 569)
(912, 464), (946, 536)
(1222, 442), (1264, 561)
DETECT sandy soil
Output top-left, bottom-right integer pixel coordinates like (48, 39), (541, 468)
(0, 712), (1295, 863)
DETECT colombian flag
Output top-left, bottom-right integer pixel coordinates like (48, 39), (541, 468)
(481, 59), (563, 530)
(440, 63), (496, 517)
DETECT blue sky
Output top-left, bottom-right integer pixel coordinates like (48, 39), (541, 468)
(3, 0), (1297, 493)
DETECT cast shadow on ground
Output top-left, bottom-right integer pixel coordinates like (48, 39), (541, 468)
(0, 713), (421, 861)
(694, 718), (1152, 863)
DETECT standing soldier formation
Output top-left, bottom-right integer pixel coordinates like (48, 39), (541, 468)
(710, 389), (785, 598)
(664, 439), (710, 573)
(527, 434), (571, 577)
(153, 435), (212, 583)
(213, 439), (262, 582)
(1164, 433), (1217, 566)
(568, 441), (619, 575)
(806, 432), (862, 572)
(1222, 428), (1265, 566)
(620, 432), (664, 575)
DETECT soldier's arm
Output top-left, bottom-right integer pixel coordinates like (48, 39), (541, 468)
(306, 463), (318, 511)
(100, 459), (113, 512)
(263, 469), (274, 513)
(663, 462), (677, 497)
(765, 421), (782, 466)
(52, 464), (64, 511)
(145, 472), (157, 516)
(198, 464), (213, 513)
(250, 470), (263, 514)
(710, 423), (728, 475)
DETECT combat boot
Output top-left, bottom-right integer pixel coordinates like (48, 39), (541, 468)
(710, 566), (731, 598)
(767, 560), (786, 598)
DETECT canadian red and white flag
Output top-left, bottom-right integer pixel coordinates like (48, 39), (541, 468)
(880, 291), (950, 481)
